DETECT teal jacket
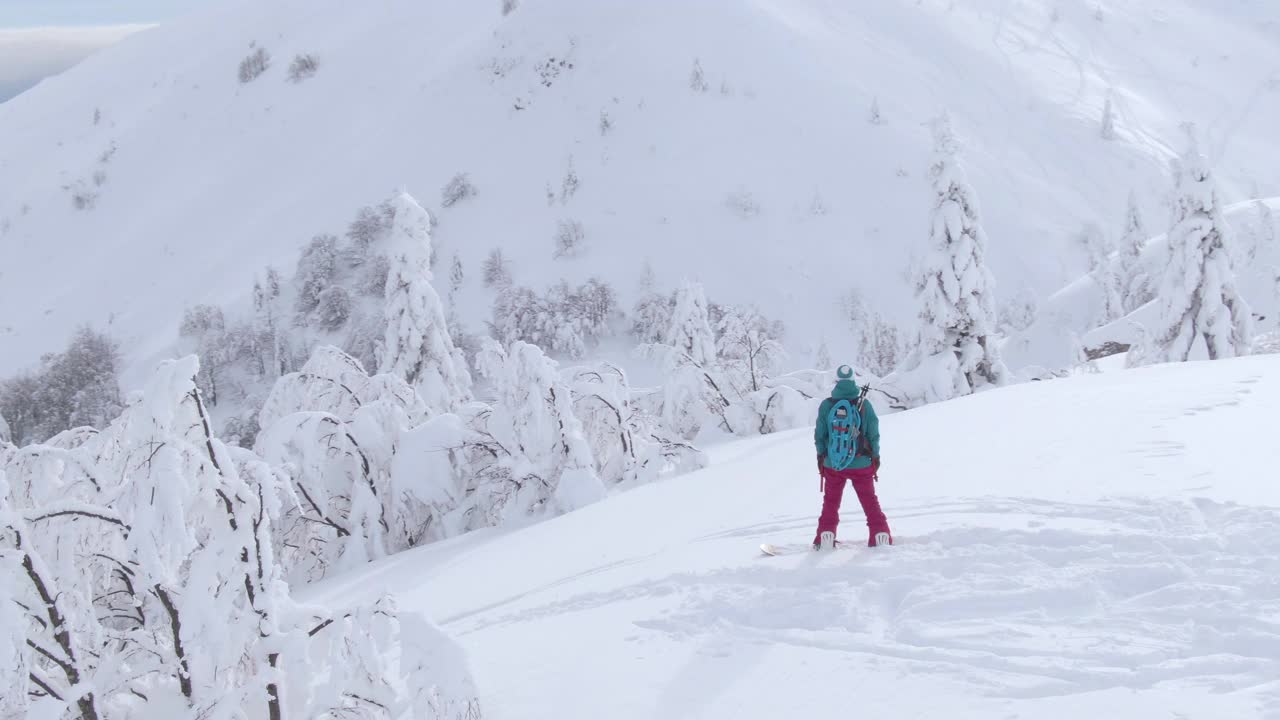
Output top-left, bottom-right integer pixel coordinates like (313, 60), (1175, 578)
(814, 379), (879, 470)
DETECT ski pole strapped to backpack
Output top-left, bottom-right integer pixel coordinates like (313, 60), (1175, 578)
(825, 385), (870, 471)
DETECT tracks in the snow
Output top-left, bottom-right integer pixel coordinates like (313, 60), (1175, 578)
(457, 496), (1280, 702)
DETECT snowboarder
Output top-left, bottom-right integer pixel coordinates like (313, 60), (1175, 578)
(813, 365), (891, 549)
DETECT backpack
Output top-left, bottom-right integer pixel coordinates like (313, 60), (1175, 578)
(825, 388), (869, 471)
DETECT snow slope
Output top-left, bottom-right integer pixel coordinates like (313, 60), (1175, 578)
(3, 0), (1280, 385)
(303, 355), (1280, 719)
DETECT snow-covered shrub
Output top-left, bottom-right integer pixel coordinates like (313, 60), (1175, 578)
(1134, 131), (1252, 364)
(731, 383), (813, 436)
(287, 53), (319, 83)
(502, 0), (519, 15)
(892, 114), (1008, 406)
(441, 172), (478, 208)
(464, 340), (605, 527)
(0, 326), (122, 445)
(725, 190), (761, 219)
(868, 97), (884, 125)
(297, 595), (484, 719)
(69, 182), (98, 210)
(554, 219), (586, 258)
(238, 47), (271, 83)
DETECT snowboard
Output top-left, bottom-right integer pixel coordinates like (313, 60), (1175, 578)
(759, 542), (851, 556)
(759, 535), (894, 556)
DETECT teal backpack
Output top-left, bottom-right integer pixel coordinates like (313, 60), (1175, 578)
(825, 388), (868, 471)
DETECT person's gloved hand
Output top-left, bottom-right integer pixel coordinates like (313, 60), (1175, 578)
(871, 456), (881, 479)
(816, 454), (824, 474)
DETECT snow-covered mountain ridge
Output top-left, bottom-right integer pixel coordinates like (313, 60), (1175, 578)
(3, 0), (1279, 384)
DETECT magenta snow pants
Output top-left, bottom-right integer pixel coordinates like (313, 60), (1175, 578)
(814, 465), (891, 546)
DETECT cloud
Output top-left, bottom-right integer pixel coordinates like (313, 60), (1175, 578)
(0, 25), (151, 103)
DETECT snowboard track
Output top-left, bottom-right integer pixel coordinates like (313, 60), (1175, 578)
(453, 496), (1280, 702)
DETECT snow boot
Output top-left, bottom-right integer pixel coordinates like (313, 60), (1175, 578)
(872, 532), (892, 547)
(814, 531), (836, 551)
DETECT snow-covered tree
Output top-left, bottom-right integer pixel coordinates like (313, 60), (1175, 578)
(294, 234), (339, 316)
(666, 280), (718, 367)
(814, 338), (832, 370)
(641, 281), (733, 439)
(1101, 92), (1117, 140)
(689, 59), (709, 92)
(256, 345), (448, 581)
(1118, 190), (1153, 312)
(0, 325), (122, 445)
(1082, 222), (1123, 324)
(490, 279), (619, 359)
(467, 340), (605, 527)
(843, 290), (904, 377)
(568, 362), (707, 487)
(380, 192), (473, 412)
(998, 288), (1039, 333)
(1, 354), (485, 717)
(482, 247), (512, 289)
(868, 97), (884, 125)
(180, 304), (230, 404)
(630, 266), (673, 344)
(1138, 134), (1253, 363)
(716, 305), (786, 394)
(897, 115), (1008, 403)
(1247, 199), (1275, 264)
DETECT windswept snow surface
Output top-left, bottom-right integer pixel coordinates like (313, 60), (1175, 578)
(304, 356), (1280, 719)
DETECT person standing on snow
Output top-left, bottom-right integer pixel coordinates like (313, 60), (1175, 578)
(813, 364), (892, 550)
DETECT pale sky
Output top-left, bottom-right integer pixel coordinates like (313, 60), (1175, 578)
(0, 1), (208, 102)
(0, 1), (207, 27)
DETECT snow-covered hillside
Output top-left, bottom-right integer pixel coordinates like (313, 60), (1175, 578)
(3, 0), (1280, 385)
(305, 355), (1280, 719)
